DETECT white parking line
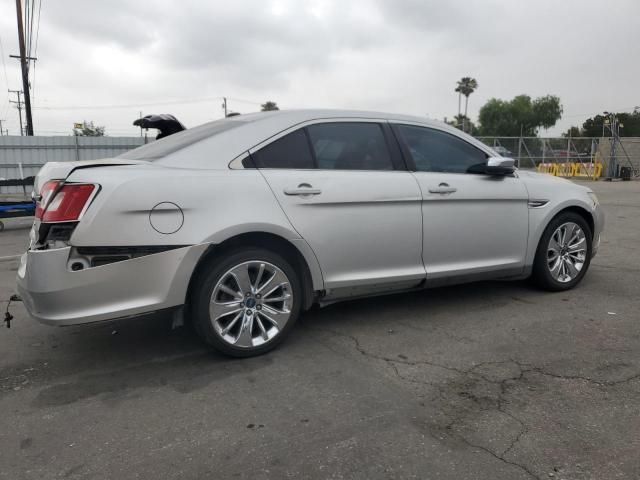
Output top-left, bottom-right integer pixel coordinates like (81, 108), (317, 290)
(0, 254), (22, 262)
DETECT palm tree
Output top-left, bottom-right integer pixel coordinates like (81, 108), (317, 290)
(455, 84), (462, 118)
(455, 77), (478, 132)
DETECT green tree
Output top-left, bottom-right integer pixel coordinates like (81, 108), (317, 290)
(580, 115), (605, 137)
(562, 126), (583, 137)
(454, 77), (478, 131)
(478, 94), (562, 136)
(577, 111), (640, 137)
(73, 121), (105, 137)
(446, 114), (478, 135)
(261, 101), (279, 111)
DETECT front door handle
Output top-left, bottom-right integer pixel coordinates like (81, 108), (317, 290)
(428, 183), (457, 194)
(284, 183), (322, 196)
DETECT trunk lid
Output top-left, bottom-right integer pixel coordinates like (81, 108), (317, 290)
(34, 159), (148, 195)
(29, 159), (149, 250)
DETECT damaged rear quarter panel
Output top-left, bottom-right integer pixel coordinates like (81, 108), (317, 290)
(67, 165), (302, 247)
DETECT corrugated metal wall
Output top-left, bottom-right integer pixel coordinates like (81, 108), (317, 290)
(0, 136), (147, 194)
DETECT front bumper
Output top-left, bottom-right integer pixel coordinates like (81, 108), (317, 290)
(16, 244), (207, 326)
(591, 203), (605, 258)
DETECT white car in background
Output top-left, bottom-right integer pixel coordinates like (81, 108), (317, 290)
(491, 145), (513, 157)
(17, 110), (604, 356)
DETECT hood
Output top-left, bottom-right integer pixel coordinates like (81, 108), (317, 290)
(517, 169), (592, 201)
(517, 169), (573, 183)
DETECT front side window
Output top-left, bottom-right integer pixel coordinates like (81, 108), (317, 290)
(396, 125), (487, 174)
(251, 129), (314, 169)
(307, 123), (394, 171)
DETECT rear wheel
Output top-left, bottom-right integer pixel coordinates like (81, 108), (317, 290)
(191, 248), (302, 357)
(532, 212), (592, 291)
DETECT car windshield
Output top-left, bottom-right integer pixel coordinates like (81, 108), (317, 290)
(119, 118), (248, 160)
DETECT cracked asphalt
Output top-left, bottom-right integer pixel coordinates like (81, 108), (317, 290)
(1, 180), (639, 480)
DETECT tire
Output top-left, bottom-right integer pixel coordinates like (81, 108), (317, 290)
(191, 248), (302, 357)
(532, 211), (593, 291)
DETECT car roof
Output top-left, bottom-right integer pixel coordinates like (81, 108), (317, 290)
(228, 108), (440, 124)
(122, 109), (493, 168)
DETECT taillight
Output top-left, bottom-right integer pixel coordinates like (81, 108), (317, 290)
(40, 183), (96, 222)
(35, 180), (61, 219)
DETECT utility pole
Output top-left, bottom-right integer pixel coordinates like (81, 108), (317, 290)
(9, 89), (24, 135)
(603, 112), (619, 179)
(0, 119), (4, 135)
(13, 0), (34, 135)
(608, 114), (618, 179)
(222, 97), (228, 117)
(517, 124), (523, 169)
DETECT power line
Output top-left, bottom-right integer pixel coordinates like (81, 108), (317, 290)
(227, 97), (263, 106)
(8, 89), (24, 135)
(33, 94), (266, 111)
(23, 0), (28, 57)
(29, 1), (36, 61)
(0, 34), (11, 121)
(35, 96), (223, 110)
(29, 0), (41, 104)
(34, 95), (256, 110)
(33, 0), (41, 59)
(562, 106), (639, 119)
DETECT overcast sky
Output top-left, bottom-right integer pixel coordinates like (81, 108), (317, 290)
(0, 0), (638, 136)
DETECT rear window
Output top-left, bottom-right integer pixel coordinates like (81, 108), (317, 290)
(119, 119), (247, 160)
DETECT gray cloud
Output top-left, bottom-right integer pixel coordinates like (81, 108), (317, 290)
(374, 0), (480, 31)
(147, 2), (392, 88)
(44, 0), (155, 48)
(0, 0), (638, 136)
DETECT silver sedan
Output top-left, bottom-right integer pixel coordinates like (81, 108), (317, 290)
(17, 110), (604, 356)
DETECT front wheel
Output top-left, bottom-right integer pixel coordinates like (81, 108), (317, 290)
(191, 248), (302, 357)
(532, 212), (592, 291)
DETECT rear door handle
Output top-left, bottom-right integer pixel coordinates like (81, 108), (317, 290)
(284, 183), (322, 196)
(428, 183), (457, 194)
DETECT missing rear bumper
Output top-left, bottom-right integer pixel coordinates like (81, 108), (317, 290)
(71, 245), (188, 268)
(16, 243), (208, 326)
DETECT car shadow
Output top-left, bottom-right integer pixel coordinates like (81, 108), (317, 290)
(300, 278), (541, 327)
(38, 278), (542, 364)
(12, 278), (554, 407)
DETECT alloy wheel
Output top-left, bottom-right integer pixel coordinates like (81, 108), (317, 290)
(209, 261), (293, 348)
(547, 222), (587, 283)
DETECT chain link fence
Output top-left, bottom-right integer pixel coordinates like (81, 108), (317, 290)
(0, 136), (148, 196)
(477, 136), (640, 180)
(0, 135), (638, 198)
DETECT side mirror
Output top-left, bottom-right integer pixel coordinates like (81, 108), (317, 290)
(485, 157), (515, 175)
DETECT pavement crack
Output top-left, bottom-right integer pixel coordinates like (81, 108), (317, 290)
(303, 323), (640, 479)
(456, 435), (541, 480)
(499, 408), (528, 457)
(525, 365), (640, 387)
(490, 359), (640, 388)
(303, 324), (466, 377)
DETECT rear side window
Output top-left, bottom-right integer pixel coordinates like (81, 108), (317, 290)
(307, 123), (393, 171)
(120, 119), (246, 160)
(396, 125), (487, 174)
(251, 129), (314, 169)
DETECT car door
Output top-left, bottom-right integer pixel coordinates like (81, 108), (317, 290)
(391, 123), (529, 283)
(252, 120), (425, 293)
